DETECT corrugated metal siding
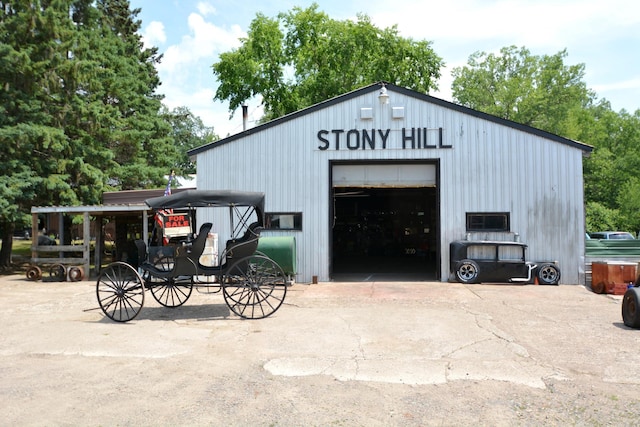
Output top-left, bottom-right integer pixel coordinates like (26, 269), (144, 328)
(196, 88), (586, 284)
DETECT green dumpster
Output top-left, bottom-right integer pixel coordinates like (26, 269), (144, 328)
(257, 236), (297, 276)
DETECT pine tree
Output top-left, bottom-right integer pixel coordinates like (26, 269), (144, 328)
(93, 0), (176, 190)
(0, 0), (175, 268)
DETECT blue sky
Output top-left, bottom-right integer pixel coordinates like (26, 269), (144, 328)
(130, 0), (640, 138)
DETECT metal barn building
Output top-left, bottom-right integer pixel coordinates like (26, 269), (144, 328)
(189, 82), (592, 284)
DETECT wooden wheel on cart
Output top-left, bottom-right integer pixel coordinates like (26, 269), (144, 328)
(222, 254), (287, 319)
(49, 264), (67, 281)
(26, 265), (42, 281)
(96, 262), (145, 322)
(68, 266), (84, 281)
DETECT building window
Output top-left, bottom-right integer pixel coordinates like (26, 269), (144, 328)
(466, 212), (510, 232)
(265, 212), (302, 231)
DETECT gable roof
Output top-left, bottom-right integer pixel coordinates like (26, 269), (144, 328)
(189, 82), (593, 157)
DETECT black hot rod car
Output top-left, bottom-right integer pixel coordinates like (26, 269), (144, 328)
(449, 239), (561, 285)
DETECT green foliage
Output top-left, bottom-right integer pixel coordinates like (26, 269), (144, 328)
(0, 0), (178, 266)
(581, 108), (640, 232)
(164, 106), (218, 175)
(617, 177), (640, 234)
(91, 0), (176, 190)
(585, 202), (621, 234)
(584, 147), (618, 207)
(451, 46), (595, 135)
(212, 3), (444, 120)
(452, 45), (640, 233)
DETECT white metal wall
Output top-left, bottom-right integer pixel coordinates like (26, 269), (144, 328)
(195, 87), (586, 284)
(333, 164), (436, 187)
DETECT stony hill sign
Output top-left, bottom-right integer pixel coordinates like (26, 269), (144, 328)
(317, 127), (451, 151)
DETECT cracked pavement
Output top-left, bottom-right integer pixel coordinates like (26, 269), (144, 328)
(2, 274), (640, 426)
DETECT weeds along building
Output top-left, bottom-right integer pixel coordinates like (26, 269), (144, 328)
(188, 82), (592, 284)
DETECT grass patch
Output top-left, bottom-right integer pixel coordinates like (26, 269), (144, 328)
(11, 240), (32, 257)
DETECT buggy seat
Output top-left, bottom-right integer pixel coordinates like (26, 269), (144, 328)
(141, 222), (213, 278)
(221, 222), (262, 265)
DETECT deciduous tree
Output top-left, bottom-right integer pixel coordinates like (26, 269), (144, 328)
(451, 46), (595, 136)
(450, 45), (640, 234)
(164, 106), (217, 175)
(212, 3), (444, 120)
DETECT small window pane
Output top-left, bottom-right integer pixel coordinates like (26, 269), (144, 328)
(466, 212), (510, 232)
(265, 212), (302, 231)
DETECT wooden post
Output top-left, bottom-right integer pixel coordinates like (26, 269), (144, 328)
(95, 215), (103, 275)
(83, 211), (91, 277)
(31, 213), (38, 261)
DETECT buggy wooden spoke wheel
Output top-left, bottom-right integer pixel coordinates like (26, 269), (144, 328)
(223, 255), (287, 319)
(149, 278), (193, 307)
(96, 262), (145, 322)
(144, 248), (194, 307)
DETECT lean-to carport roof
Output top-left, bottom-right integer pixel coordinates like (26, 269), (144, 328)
(31, 204), (150, 215)
(188, 81), (593, 156)
(31, 188), (194, 215)
(102, 188), (189, 205)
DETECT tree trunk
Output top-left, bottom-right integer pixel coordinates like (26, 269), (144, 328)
(0, 224), (15, 269)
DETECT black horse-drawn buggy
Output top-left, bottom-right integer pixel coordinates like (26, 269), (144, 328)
(96, 190), (288, 322)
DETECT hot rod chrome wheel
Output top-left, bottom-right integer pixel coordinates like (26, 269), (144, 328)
(455, 259), (479, 284)
(536, 263), (560, 285)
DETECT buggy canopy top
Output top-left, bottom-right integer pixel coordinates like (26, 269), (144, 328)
(145, 190), (265, 216)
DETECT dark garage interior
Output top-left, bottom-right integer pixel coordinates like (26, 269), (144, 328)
(331, 187), (438, 281)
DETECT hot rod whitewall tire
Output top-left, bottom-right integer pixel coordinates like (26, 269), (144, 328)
(455, 259), (480, 284)
(536, 263), (560, 285)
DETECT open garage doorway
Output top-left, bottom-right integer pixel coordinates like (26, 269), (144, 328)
(331, 162), (439, 281)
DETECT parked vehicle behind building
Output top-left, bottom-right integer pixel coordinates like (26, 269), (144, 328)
(589, 231), (635, 240)
(12, 229), (30, 239)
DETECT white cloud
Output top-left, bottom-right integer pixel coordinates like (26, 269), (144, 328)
(369, 0), (640, 54)
(147, 0), (640, 134)
(593, 76), (640, 92)
(364, 0), (640, 111)
(140, 21), (166, 48)
(158, 13), (244, 76)
(160, 84), (239, 134)
(196, 2), (216, 17)
(153, 9), (251, 136)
